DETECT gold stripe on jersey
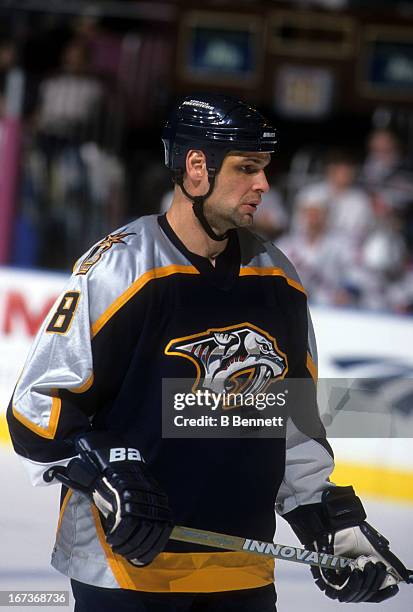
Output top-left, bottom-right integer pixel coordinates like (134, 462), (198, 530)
(306, 353), (318, 382)
(239, 266), (306, 296)
(91, 505), (274, 592)
(92, 504), (137, 590)
(12, 392), (61, 439)
(12, 373), (94, 439)
(92, 265), (200, 338)
(69, 373), (94, 394)
(56, 489), (72, 534)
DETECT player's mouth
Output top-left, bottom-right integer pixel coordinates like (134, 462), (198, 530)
(242, 201), (260, 214)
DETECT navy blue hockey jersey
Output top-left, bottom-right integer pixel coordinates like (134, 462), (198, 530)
(7, 214), (334, 592)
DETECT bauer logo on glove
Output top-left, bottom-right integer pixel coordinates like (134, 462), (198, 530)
(108, 447), (142, 462)
(44, 430), (174, 567)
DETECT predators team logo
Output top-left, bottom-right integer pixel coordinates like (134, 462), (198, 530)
(76, 232), (135, 275)
(165, 323), (288, 396)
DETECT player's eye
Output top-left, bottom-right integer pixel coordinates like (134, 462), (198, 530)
(239, 165), (258, 174)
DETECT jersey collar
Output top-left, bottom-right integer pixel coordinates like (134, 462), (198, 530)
(157, 214), (240, 289)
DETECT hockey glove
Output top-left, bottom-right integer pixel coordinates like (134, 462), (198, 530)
(284, 486), (411, 603)
(44, 431), (173, 567)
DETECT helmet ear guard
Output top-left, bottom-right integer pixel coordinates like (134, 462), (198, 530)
(162, 94), (277, 241)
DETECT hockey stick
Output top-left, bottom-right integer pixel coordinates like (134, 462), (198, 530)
(170, 525), (413, 585)
(47, 467), (412, 584)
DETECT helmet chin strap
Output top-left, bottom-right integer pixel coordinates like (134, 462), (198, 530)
(176, 170), (229, 242)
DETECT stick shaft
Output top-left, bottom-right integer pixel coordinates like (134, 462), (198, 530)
(171, 527), (412, 584)
(171, 525), (352, 571)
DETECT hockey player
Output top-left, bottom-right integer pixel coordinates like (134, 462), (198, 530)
(7, 94), (410, 611)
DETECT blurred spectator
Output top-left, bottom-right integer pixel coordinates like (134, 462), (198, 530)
(252, 187), (288, 240)
(387, 266), (413, 314)
(16, 38), (125, 270)
(361, 128), (405, 189)
(277, 192), (355, 306)
(0, 38), (17, 117)
(74, 16), (122, 81)
(280, 166), (413, 313)
(130, 161), (171, 217)
(344, 220), (408, 312)
(36, 38), (105, 143)
(79, 142), (125, 233)
(360, 128), (413, 251)
(293, 150), (374, 245)
(361, 129), (413, 208)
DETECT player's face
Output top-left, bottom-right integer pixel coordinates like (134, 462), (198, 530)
(204, 152), (271, 231)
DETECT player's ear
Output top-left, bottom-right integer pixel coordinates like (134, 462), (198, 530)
(185, 150), (206, 181)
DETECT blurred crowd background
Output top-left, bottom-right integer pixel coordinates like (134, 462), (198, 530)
(1, 0), (413, 314)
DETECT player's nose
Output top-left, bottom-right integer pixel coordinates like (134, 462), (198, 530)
(253, 170), (270, 194)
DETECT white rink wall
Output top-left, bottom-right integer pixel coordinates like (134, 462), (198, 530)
(0, 267), (66, 413)
(311, 306), (413, 478)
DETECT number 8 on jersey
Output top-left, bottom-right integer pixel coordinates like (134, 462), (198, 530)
(46, 291), (80, 334)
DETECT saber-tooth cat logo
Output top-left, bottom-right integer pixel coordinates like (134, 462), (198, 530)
(165, 323), (288, 396)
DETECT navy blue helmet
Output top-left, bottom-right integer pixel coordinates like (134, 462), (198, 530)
(162, 94), (277, 176)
